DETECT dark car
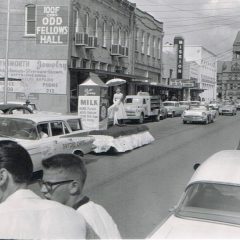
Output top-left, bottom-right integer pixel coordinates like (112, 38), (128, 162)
(0, 104), (33, 114)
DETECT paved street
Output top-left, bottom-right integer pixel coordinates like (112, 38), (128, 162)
(83, 114), (240, 238)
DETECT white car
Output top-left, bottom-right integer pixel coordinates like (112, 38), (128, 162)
(163, 101), (185, 117)
(149, 150), (240, 238)
(182, 105), (215, 124)
(219, 104), (237, 116)
(0, 115), (95, 174)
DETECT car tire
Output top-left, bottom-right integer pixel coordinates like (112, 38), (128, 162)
(204, 118), (209, 125)
(171, 112), (175, 118)
(155, 114), (161, 122)
(183, 120), (187, 124)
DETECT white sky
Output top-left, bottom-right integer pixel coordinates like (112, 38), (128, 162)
(131, 0), (240, 60)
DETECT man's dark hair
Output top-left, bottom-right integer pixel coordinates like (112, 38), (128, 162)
(0, 140), (33, 183)
(42, 154), (87, 185)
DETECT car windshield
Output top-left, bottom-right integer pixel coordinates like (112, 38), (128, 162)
(0, 118), (38, 140)
(176, 183), (240, 225)
(125, 98), (142, 104)
(190, 106), (207, 110)
(163, 102), (174, 106)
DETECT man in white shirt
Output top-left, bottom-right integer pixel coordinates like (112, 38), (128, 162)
(41, 153), (122, 239)
(0, 140), (86, 239)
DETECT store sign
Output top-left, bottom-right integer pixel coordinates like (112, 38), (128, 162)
(174, 37), (184, 79)
(36, 6), (69, 45)
(0, 59), (67, 94)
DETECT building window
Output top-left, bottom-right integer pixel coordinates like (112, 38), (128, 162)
(135, 28), (139, 51)
(94, 18), (98, 37)
(157, 38), (161, 59)
(152, 36), (156, 58)
(73, 8), (80, 32)
(84, 13), (89, 33)
(102, 22), (106, 47)
(141, 31), (145, 54)
(123, 30), (128, 47)
(147, 33), (150, 56)
(110, 25), (114, 45)
(25, 5), (36, 35)
(118, 28), (121, 45)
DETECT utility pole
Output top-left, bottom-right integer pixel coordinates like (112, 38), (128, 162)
(4, 0), (10, 104)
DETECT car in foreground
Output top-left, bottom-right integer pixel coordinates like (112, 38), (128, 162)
(182, 105), (215, 124)
(148, 150), (240, 238)
(219, 104), (237, 115)
(0, 115), (95, 174)
(163, 101), (185, 117)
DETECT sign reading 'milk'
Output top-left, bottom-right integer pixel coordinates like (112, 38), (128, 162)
(36, 6), (69, 45)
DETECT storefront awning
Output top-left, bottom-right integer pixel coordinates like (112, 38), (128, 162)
(70, 68), (149, 81)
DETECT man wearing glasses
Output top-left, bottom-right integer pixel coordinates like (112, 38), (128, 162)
(0, 140), (87, 239)
(40, 153), (122, 239)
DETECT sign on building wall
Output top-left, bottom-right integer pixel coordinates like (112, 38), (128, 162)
(0, 59), (67, 94)
(36, 6), (69, 45)
(174, 37), (184, 79)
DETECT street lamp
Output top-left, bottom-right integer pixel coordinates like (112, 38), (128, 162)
(4, 0), (10, 104)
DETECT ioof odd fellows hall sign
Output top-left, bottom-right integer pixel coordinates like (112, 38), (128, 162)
(36, 6), (68, 45)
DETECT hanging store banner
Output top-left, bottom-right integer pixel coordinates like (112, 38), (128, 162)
(0, 59), (67, 94)
(36, 5), (69, 45)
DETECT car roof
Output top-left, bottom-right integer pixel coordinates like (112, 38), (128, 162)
(0, 114), (81, 123)
(0, 104), (26, 110)
(188, 150), (240, 186)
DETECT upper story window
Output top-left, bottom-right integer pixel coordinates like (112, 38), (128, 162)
(94, 18), (98, 37)
(118, 28), (121, 45)
(135, 28), (139, 51)
(141, 31), (145, 54)
(25, 4), (36, 36)
(147, 33), (150, 56)
(84, 13), (89, 33)
(157, 38), (161, 59)
(152, 36), (156, 58)
(110, 25), (114, 45)
(74, 8), (80, 32)
(102, 22), (106, 47)
(123, 30), (128, 47)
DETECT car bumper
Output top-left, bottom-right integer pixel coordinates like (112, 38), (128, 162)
(183, 116), (207, 122)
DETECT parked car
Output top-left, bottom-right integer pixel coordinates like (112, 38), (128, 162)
(179, 101), (190, 110)
(159, 103), (168, 119)
(182, 105), (215, 124)
(0, 115), (95, 175)
(0, 104), (33, 114)
(163, 101), (184, 117)
(209, 100), (220, 110)
(219, 104), (237, 115)
(148, 150), (240, 238)
(235, 101), (240, 110)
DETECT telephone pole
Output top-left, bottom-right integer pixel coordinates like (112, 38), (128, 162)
(4, 0), (10, 104)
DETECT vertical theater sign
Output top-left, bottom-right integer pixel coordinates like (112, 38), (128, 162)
(174, 37), (184, 79)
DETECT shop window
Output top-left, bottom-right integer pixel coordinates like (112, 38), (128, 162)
(25, 4), (36, 36)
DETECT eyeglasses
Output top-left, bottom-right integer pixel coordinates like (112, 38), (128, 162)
(38, 179), (74, 193)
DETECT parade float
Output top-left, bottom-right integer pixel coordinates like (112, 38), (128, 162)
(78, 73), (154, 153)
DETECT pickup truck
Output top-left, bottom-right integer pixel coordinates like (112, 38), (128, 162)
(124, 92), (164, 123)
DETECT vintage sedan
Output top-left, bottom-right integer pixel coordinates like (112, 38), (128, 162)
(219, 104), (237, 116)
(0, 115), (95, 174)
(182, 105), (215, 124)
(0, 104), (33, 114)
(163, 101), (184, 117)
(149, 150), (240, 238)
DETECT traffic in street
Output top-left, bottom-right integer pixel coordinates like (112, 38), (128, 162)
(83, 113), (240, 238)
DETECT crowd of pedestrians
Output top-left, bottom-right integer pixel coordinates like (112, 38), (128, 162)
(0, 140), (121, 239)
